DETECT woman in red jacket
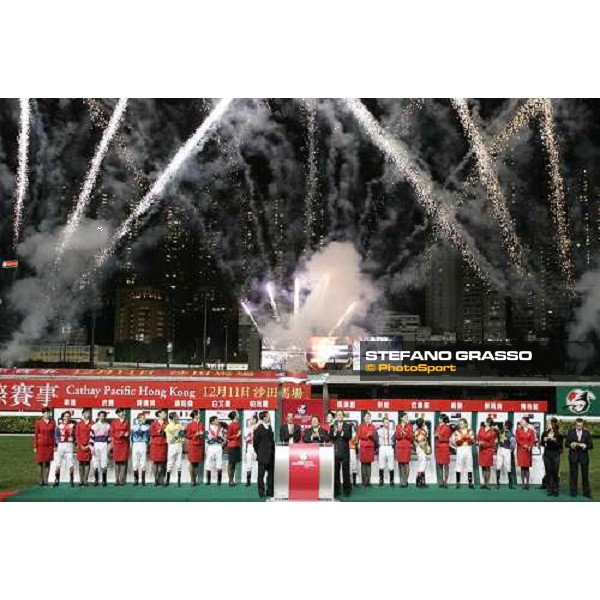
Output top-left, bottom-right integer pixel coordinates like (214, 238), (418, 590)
(34, 406), (56, 486)
(110, 408), (130, 485)
(515, 417), (536, 490)
(434, 414), (452, 488)
(75, 407), (93, 486)
(395, 412), (413, 487)
(477, 417), (497, 490)
(226, 410), (242, 486)
(150, 409), (168, 486)
(186, 409), (204, 486)
(357, 412), (376, 486)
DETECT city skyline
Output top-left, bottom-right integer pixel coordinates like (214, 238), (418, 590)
(1, 99), (599, 371)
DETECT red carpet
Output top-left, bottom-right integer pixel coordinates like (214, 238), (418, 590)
(0, 490), (19, 502)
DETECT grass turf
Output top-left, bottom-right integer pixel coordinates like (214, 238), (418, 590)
(1, 435), (598, 501)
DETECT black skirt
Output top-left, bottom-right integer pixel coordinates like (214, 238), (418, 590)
(228, 447), (242, 464)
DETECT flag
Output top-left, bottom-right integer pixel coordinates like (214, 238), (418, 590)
(1, 260), (19, 269)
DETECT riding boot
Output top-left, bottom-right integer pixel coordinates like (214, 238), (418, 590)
(496, 470), (501, 489)
(94, 469), (99, 486)
(246, 472), (251, 486)
(206, 471), (211, 485)
(352, 472), (357, 486)
(69, 469), (75, 488)
(379, 469), (384, 486)
(456, 472), (461, 489)
(217, 469), (223, 485)
(177, 471), (182, 487)
(142, 471), (146, 486)
(164, 473), (170, 487)
(54, 470), (60, 487)
(102, 469), (107, 486)
(389, 471), (394, 486)
(468, 472), (474, 489)
(133, 470), (139, 486)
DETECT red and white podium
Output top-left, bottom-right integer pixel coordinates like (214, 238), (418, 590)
(273, 443), (335, 500)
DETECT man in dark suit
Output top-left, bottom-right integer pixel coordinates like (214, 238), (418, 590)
(279, 412), (301, 445)
(253, 411), (275, 498)
(565, 418), (594, 498)
(329, 409), (353, 497)
(303, 415), (329, 443)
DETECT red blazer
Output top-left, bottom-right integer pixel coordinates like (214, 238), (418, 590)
(34, 418), (56, 463)
(186, 421), (205, 463)
(435, 423), (452, 465)
(226, 421), (242, 449)
(76, 421), (93, 461)
(150, 420), (168, 462)
(186, 421), (204, 446)
(357, 423), (376, 463)
(110, 419), (130, 461)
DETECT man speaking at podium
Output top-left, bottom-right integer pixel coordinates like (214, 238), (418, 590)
(329, 409), (353, 497)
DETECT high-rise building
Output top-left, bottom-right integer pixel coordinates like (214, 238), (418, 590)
(425, 244), (460, 333)
(114, 287), (167, 343)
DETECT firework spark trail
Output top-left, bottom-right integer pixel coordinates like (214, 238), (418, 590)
(95, 98), (233, 269)
(538, 99), (574, 292)
(328, 301), (357, 336)
(266, 282), (281, 321)
(304, 98), (319, 249)
(12, 98), (31, 250)
(293, 277), (300, 316)
(84, 98), (147, 191)
(451, 98), (526, 273)
(241, 301), (261, 333)
(487, 98), (540, 158)
(342, 98), (489, 279)
(56, 98), (128, 262)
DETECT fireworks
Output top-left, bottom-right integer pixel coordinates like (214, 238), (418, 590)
(12, 98), (31, 250)
(293, 277), (300, 316)
(328, 301), (357, 336)
(451, 98), (525, 273)
(241, 301), (261, 333)
(265, 282), (281, 321)
(56, 98), (128, 262)
(304, 98), (319, 249)
(342, 98), (490, 279)
(488, 98), (540, 158)
(95, 98), (233, 269)
(84, 98), (147, 191)
(537, 99), (574, 292)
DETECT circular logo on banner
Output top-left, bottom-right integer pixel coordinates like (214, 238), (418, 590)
(299, 452), (308, 461)
(565, 389), (595, 415)
(296, 404), (307, 416)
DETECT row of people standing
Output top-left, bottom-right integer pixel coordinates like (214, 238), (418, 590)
(33, 407), (244, 488)
(272, 411), (594, 498)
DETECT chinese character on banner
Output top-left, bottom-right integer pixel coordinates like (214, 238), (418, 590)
(34, 383), (58, 407)
(292, 387), (303, 399)
(0, 384), (7, 405)
(11, 383), (34, 407)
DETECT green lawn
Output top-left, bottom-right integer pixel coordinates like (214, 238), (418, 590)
(0, 436), (39, 490)
(1, 435), (599, 498)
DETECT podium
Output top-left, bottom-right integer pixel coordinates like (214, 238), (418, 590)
(273, 443), (335, 501)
